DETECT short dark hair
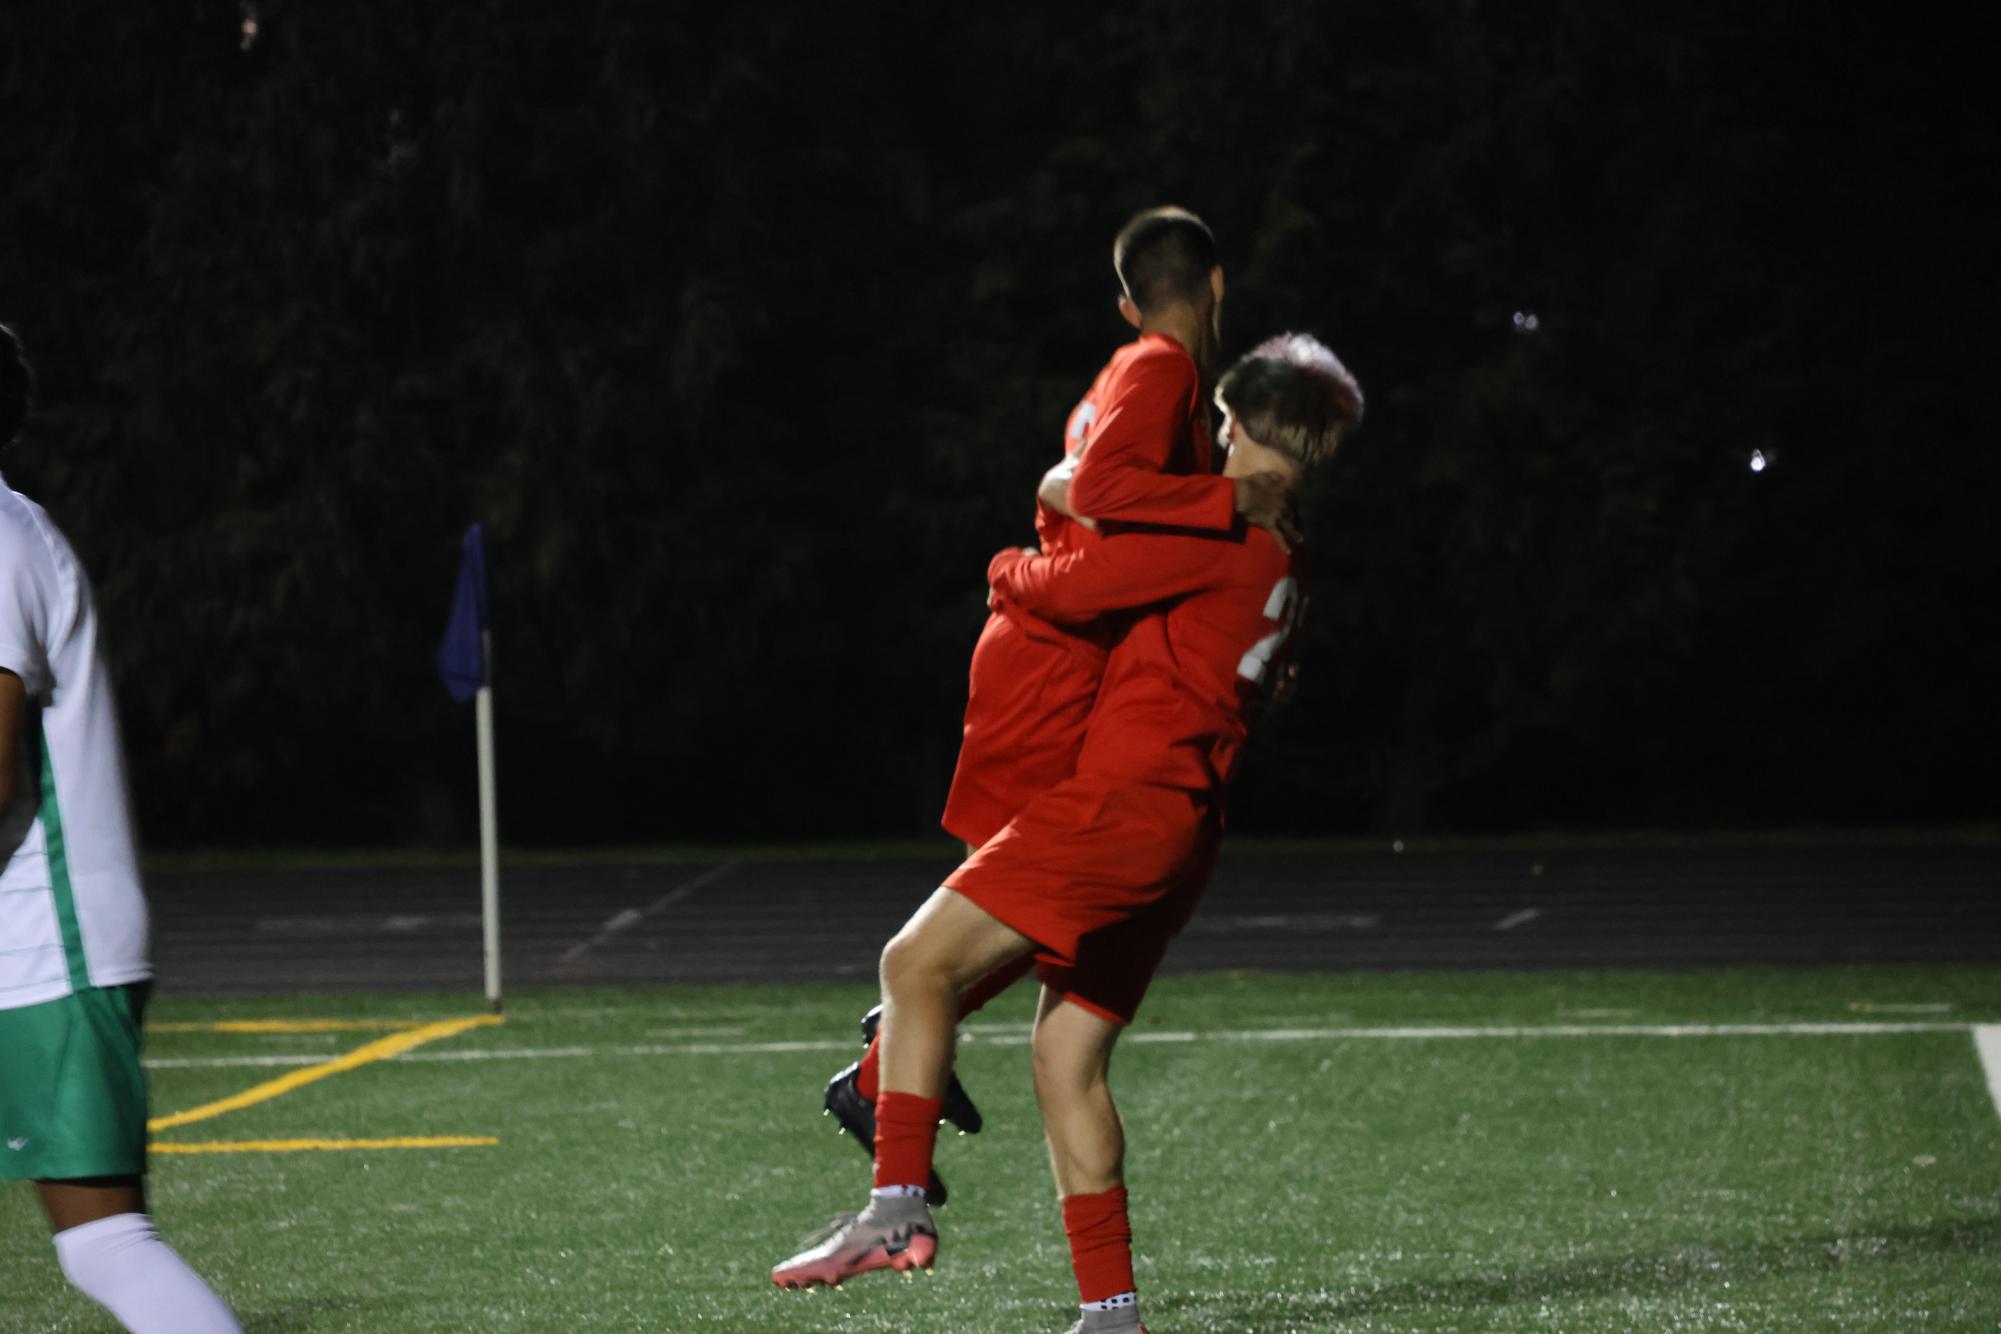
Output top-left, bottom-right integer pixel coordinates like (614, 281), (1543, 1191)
(0, 324), (29, 452)
(1113, 206), (1219, 313)
(1215, 333), (1364, 468)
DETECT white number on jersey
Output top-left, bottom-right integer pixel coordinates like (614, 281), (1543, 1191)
(1066, 400), (1098, 450)
(1237, 576), (1302, 684)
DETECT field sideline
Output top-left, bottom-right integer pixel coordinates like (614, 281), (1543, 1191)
(3, 965), (1999, 1331)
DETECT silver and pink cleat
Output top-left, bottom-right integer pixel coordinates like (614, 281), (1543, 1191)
(770, 1195), (938, 1291)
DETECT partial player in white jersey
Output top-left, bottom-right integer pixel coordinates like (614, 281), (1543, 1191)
(0, 324), (241, 1332)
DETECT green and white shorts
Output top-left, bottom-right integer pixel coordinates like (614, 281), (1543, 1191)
(0, 983), (150, 1181)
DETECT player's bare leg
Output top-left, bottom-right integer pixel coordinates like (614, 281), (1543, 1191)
(773, 889), (1034, 1291)
(1031, 990), (1126, 1196)
(35, 1176), (147, 1233)
(1032, 989), (1147, 1334)
(822, 963), (1027, 1205)
(878, 887), (1036, 1097)
(820, 842), (1015, 1161)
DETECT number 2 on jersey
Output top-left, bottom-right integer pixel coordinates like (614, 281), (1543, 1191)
(1237, 576), (1301, 684)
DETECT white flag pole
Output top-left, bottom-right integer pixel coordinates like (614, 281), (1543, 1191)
(476, 627), (502, 1013)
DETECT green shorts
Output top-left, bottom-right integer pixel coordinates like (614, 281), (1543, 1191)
(0, 983), (151, 1181)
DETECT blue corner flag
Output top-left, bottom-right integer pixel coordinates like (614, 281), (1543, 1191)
(438, 523), (488, 703)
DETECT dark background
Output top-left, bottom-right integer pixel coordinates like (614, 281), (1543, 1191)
(0, 2), (1992, 849)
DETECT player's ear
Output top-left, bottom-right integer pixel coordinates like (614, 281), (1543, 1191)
(1209, 266), (1225, 305)
(1118, 293), (1143, 330)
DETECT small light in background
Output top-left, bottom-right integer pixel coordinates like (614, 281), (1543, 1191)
(1749, 449), (1768, 473)
(1511, 311), (1540, 333)
(240, 2), (260, 52)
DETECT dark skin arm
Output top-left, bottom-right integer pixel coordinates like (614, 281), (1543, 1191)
(0, 667), (20, 813)
(0, 670), (145, 1230)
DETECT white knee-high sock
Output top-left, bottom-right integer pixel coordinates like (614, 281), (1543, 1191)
(53, 1212), (242, 1334)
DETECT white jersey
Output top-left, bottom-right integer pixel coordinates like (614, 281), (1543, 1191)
(0, 474), (149, 1009)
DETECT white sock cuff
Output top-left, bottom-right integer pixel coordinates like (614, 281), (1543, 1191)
(54, 1211), (157, 1265)
(870, 1184), (927, 1200)
(1082, 1290), (1139, 1312)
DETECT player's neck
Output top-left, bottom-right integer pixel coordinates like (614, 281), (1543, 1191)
(1137, 306), (1209, 374)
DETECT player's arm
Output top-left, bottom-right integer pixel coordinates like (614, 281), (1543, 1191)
(1064, 353), (1234, 531)
(1064, 352), (1291, 542)
(0, 547), (45, 815)
(988, 531), (1233, 624)
(0, 548), (44, 820)
(0, 669), (23, 814)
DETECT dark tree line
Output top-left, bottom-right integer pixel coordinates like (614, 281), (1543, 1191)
(0, 1), (1991, 847)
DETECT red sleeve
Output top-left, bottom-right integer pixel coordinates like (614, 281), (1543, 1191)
(1067, 349), (1235, 532)
(988, 533), (1234, 624)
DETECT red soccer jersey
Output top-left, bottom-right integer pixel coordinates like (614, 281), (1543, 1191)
(1029, 370), (1105, 557)
(986, 523), (1302, 799)
(1065, 333), (1232, 532)
(947, 520), (1297, 1023)
(939, 335), (1235, 847)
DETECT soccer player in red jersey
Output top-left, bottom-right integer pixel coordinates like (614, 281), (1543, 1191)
(820, 208), (1294, 1198)
(773, 334), (1364, 1334)
(945, 205), (1292, 851)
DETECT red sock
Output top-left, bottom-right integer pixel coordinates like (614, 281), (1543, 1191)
(872, 1091), (944, 1192)
(856, 1036), (881, 1102)
(1062, 1187), (1135, 1304)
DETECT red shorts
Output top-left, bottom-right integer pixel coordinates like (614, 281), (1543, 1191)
(940, 606), (1106, 849)
(944, 777), (1221, 1025)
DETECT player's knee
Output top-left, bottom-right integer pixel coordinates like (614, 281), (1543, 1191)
(879, 927), (938, 997)
(1031, 1030), (1102, 1101)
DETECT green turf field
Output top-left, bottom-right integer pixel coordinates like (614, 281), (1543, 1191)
(4, 965), (1999, 1332)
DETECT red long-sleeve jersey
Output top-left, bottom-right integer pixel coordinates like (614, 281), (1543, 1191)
(1065, 334), (1234, 533)
(940, 334), (1236, 847)
(986, 523), (1302, 798)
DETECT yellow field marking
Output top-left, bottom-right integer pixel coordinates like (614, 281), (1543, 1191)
(153, 1136), (498, 1154)
(146, 1032), (432, 1040)
(148, 1015), (504, 1132)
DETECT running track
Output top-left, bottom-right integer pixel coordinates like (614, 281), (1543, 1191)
(148, 843), (2001, 995)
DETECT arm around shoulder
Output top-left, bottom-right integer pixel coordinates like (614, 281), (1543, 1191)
(990, 531), (1233, 622)
(1067, 352), (1235, 531)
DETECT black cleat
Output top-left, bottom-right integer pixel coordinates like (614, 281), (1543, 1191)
(858, 1005), (985, 1135)
(823, 1061), (948, 1206)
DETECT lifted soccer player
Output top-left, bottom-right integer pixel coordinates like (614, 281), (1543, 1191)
(775, 334), (1364, 1334)
(818, 207), (1295, 1203)
(0, 325), (242, 1333)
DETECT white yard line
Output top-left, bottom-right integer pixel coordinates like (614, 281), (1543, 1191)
(1494, 908), (1542, 931)
(554, 859), (741, 967)
(145, 1020), (1977, 1071)
(1973, 1026), (2001, 1120)
(149, 1054), (330, 1070)
(1147, 1022), (1967, 1041)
